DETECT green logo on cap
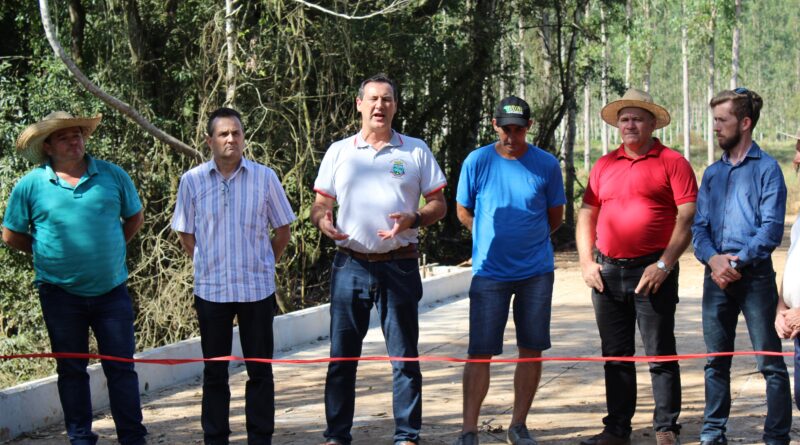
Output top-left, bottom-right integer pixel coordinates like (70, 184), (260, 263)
(503, 105), (524, 115)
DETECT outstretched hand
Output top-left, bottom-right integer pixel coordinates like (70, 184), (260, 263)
(319, 210), (349, 241)
(377, 212), (416, 240)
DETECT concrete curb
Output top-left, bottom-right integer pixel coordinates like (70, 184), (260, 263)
(0, 266), (472, 442)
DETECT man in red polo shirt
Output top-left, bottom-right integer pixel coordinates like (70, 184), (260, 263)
(576, 89), (697, 445)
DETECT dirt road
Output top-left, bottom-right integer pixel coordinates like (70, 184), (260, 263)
(10, 238), (800, 444)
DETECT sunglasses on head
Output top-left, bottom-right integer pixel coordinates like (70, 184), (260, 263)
(733, 87), (755, 119)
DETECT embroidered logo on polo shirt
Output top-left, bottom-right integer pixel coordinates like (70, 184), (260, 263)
(390, 160), (406, 178)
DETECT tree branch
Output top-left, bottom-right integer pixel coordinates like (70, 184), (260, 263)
(292, 0), (411, 20)
(38, 0), (204, 161)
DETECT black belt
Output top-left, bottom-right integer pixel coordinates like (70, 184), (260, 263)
(338, 244), (419, 262)
(596, 251), (662, 268)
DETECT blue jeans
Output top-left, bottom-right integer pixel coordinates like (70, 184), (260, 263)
(38, 283), (147, 445)
(467, 272), (554, 355)
(324, 252), (423, 445)
(701, 260), (791, 445)
(592, 257), (681, 437)
(794, 337), (800, 411)
(194, 296), (276, 445)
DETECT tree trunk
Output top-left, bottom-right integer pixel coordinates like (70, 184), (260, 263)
(584, 0), (592, 171)
(123, 0), (148, 66)
(68, 0), (85, 66)
(625, 0), (631, 88)
(499, 40), (507, 98)
(225, 0), (238, 105)
(642, 0), (653, 92)
(439, 0), (503, 242)
(119, 0), (178, 114)
(707, 4), (717, 166)
(600, 4), (609, 154)
(565, 96), (577, 229)
(584, 84), (591, 171)
(537, 11), (553, 103)
(544, 0), (588, 235)
(682, 0), (691, 160)
(730, 0), (741, 89)
(518, 12), (525, 98)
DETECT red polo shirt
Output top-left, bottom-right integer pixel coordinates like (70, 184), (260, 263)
(583, 139), (698, 258)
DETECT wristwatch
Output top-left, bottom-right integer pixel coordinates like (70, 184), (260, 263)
(410, 212), (422, 229)
(656, 260), (671, 274)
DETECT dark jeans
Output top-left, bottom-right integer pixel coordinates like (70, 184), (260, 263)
(700, 260), (791, 445)
(194, 295), (276, 445)
(591, 258), (681, 437)
(324, 252), (423, 445)
(38, 282), (147, 445)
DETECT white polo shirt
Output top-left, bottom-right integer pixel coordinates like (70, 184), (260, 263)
(784, 216), (800, 308)
(314, 130), (446, 253)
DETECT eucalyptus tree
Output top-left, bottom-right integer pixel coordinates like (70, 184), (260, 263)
(730, 0), (741, 89)
(682, 0), (690, 159)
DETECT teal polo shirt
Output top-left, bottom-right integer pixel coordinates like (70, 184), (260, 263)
(2, 155), (142, 296)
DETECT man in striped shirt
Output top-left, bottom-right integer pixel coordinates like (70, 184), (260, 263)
(172, 107), (296, 445)
(312, 73), (447, 445)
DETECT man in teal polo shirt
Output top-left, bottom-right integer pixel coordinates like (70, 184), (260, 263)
(2, 111), (148, 445)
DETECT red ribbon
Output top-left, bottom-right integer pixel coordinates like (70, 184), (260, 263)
(0, 350), (792, 365)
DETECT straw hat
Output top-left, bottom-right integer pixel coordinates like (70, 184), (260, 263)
(601, 88), (671, 129)
(15, 111), (102, 164)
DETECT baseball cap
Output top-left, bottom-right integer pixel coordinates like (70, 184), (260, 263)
(494, 96), (531, 127)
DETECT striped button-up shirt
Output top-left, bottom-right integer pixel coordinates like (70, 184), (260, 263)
(172, 158), (296, 302)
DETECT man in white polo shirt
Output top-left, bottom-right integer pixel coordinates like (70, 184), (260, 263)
(311, 73), (447, 445)
(172, 107), (296, 445)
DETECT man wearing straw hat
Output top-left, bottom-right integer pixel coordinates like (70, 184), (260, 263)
(2, 111), (148, 444)
(577, 89), (697, 445)
(693, 88), (791, 445)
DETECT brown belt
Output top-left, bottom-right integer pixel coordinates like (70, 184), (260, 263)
(338, 244), (419, 262)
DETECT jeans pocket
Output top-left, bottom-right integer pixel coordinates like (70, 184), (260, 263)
(332, 251), (351, 269)
(387, 258), (419, 276)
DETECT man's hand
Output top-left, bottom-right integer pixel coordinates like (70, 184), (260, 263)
(634, 263), (670, 296)
(377, 211), (417, 240)
(580, 260), (604, 292)
(318, 209), (349, 241)
(782, 307), (800, 333)
(2, 227), (32, 254)
(776, 310), (795, 339)
(708, 254), (741, 289)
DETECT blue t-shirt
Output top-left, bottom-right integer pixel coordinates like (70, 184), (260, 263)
(456, 143), (566, 281)
(3, 156), (142, 296)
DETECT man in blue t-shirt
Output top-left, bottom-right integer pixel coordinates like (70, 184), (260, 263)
(453, 96), (566, 445)
(2, 112), (147, 445)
